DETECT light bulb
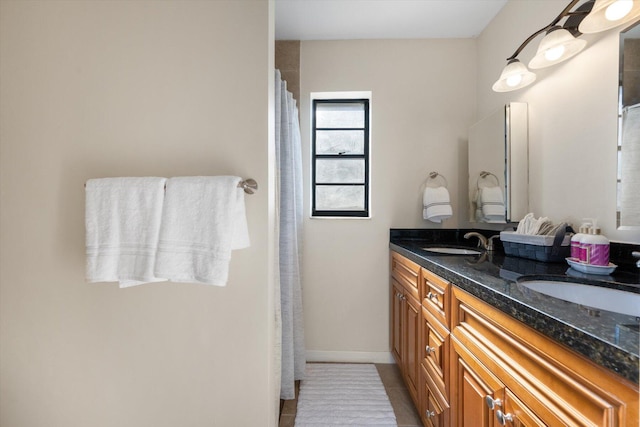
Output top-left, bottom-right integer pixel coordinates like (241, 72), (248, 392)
(506, 74), (523, 87)
(544, 45), (565, 61)
(605, 0), (633, 21)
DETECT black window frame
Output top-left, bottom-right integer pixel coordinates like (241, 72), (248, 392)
(311, 98), (370, 218)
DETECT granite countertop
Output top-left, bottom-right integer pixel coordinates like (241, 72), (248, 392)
(390, 229), (640, 384)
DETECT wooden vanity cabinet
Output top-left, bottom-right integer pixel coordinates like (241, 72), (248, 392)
(451, 287), (639, 427)
(391, 253), (421, 404)
(390, 251), (639, 427)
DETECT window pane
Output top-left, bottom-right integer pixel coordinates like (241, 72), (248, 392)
(316, 185), (365, 211)
(316, 159), (364, 183)
(316, 102), (365, 128)
(316, 130), (365, 155)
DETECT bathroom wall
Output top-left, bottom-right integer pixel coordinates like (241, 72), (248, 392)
(476, 0), (640, 244)
(275, 40), (301, 102)
(299, 39), (477, 360)
(0, 1), (277, 426)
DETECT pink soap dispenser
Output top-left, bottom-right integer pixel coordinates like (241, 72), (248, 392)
(581, 220), (609, 266)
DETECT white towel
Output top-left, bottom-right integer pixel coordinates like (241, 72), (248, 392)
(479, 186), (505, 223)
(154, 176), (250, 286)
(85, 177), (167, 287)
(422, 186), (453, 223)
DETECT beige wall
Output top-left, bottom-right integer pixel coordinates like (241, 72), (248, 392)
(299, 39), (477, 360)
(477, 0), (640, 244)
(0, 1), (277, 426)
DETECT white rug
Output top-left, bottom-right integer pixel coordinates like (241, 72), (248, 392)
(294, 363), (397, 426)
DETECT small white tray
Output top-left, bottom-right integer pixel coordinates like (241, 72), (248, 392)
(566, 257), (617, 275)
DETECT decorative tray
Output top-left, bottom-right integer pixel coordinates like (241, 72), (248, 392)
(566, 257), (617, 275)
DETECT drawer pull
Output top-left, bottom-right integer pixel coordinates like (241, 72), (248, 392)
(427, 292), (438, 300)
(496, 410), (513, 425)
(425, 410), (435, 418)
(425, 345), (436, 355)
(485, 395), (502, 410)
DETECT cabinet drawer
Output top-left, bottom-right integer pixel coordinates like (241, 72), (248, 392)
(421, 306), (450, 397)
(420, 364), (449, 427)
(391, 252), (420, 300)
(452, 287), (639, 427)
(420, 268), (450, 328)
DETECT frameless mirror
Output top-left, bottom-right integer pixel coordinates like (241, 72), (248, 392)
(618, 22), (640, 229)
(469, 102), (529, 224)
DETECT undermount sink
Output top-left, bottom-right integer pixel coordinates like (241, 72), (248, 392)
(518, 277), (640, 317)
(421, 246), (483, 256)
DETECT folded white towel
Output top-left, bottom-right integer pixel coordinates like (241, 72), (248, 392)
(479, 186), (505, 223)
(423, 186), (453, 223)
(154, 176), (250, 286)
(516, 213), (552, 235)
(85, 177), (167, 287)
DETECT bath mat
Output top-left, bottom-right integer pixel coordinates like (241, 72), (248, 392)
(294, 363), (397, 426)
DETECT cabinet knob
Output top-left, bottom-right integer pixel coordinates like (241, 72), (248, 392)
(427, 292), (437, 300)
(485, 395), (502, 410)
(496, 410), (514, 425)
(425, 410), (435, 418)
(425, 345), (436, 355)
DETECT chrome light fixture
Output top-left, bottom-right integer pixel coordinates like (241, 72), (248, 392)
(493, 0), (640, 92)
(579, 0), (640, 33)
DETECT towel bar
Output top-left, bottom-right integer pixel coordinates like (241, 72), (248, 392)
(238, 178), (258, 194)
(85, 178), (258, 194)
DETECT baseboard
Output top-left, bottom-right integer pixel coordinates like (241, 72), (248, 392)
(306, 350), (395, 364)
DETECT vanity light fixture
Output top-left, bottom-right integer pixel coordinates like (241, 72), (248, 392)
(528, 26), (587, 69)
(492, 59), (537, 92)
(493, 0), (640, 92)
(579, 0), (640, 33)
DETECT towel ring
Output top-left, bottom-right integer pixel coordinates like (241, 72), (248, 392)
(476, 171), (499, 191)
(426, 171), (448, 188)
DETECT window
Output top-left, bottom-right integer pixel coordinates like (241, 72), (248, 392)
(311, 98), (370, 217)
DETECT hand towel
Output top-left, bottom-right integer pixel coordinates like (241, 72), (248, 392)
(154, 176), (250, 286)
(423, 186), (453, 223)
(516, 213), (553, 235)
(85, 177), (167, 287)
(479, 185), (505, 223)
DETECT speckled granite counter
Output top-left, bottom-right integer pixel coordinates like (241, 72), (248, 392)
(390, 229), (640, 384)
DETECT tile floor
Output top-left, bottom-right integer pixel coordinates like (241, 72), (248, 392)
(278, 363), (421, 427)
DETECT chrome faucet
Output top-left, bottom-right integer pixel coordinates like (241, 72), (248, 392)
(487, 235), (500, 252)
(633, 251), (640, 268)
(464, 232), (488, 250)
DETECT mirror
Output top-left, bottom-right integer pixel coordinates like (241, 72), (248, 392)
(468, 102), (529, 224)
(618, 23), (640, 229)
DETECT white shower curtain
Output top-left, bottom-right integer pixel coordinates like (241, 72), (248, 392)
(275, 69), (306, 400)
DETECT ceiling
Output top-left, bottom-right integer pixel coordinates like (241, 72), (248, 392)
(275, 0), (508, 41)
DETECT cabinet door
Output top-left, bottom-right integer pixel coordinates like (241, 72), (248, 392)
(501, 390), (546, 427)
(404, 291), (420, 404)
(451, 336), (504, 427)
(391, 278), (404, 366)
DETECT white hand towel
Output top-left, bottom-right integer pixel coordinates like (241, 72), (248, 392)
(85, 177), (167, 287)
(154, 176), (250, 286)
(480, 185), (505, 223)
(422, 186), (453, 223)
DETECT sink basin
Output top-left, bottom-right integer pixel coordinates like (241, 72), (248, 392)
(518, 278), (640, 317)
(421, 246), (483, 256)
